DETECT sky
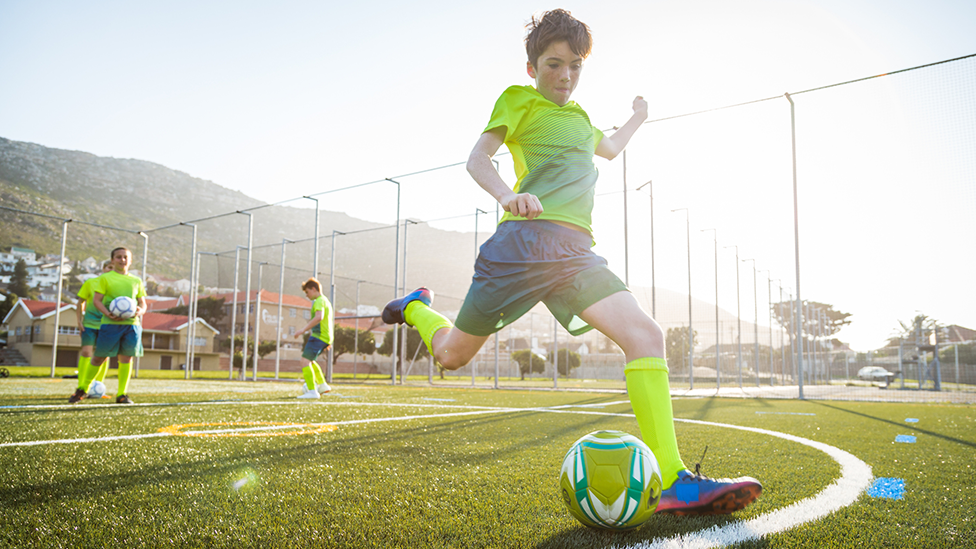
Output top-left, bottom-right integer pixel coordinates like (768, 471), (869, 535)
(1, 0), (974, 351)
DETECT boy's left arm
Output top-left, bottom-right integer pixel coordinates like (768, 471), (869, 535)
(595, 96), (648, 160)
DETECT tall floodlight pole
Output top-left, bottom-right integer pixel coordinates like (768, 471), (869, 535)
(785, 93), (804, 399)
(50, 219), (70, 377)
(180, 223), (198, 379)
(252, 262), (267, 381)
(637, 180), (655, 316)
(622, 149), (629, 287)
(354, 279), (362, 379)
(137, 231), (148, 379)
(305, 196), (319, 277)
(237, 211), (254, 381)
(193, 251), (218, 376)
(702, 228), (719, 390)
(386, 179), (401, 386)
(761, 270), (773, 385)
(724, 245), (742, 388)
(399, 220), (417, 385)
(474, 208), (487, 261)
(472, 208), (487, 386)
(744, 258), (759, 386)
(228, 246), (244, 379)
(671, 209), (693, 389)
(274, 239), (291, 380)
(329, 230), (344, 384)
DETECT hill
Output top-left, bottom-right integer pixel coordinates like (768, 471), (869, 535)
(0, 137), (487, 307)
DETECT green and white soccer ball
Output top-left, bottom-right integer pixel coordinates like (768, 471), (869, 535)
(559, 430), (663, 530)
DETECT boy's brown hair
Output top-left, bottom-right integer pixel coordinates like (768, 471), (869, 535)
(524, 9), (592, 68)
(301, 278), (321, 292)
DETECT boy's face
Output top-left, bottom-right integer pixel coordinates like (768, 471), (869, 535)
(111, 249), (131, 273)
(527, 40), (582, 107)
(303, 287), (319, 300)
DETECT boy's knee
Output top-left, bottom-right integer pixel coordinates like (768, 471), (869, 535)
(438, 352), (472, 371)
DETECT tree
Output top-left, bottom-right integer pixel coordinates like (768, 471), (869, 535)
(512, 349), (546, 380)
(665, 326), (697, 373)
(0, 291), (14, 323)
(223, 335), (277, 371)
(9, 259), (32, 299)
(771, 299), (851, 351)
(377, 327), (428, 359)
(549, 348), (581, 376)
(164, 296), (226, 326)
(332, 326), (375, 362)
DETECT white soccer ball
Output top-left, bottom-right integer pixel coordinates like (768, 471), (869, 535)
(109, 296), (137, 319)
(559, 430), (663, 530)
(87, 380), (106, 398)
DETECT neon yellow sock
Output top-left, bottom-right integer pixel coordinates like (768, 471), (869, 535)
(117, 362), (132, 396)
(625, 357), (687, 487)
(310, 361), (326, 386)
(93, 360), (109, 383)
(404, 301), (454, 354)
(76, 356), (92, 391)
(302, 366), (316, 391)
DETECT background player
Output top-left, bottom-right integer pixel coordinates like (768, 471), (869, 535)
(383, 9), (761, 516)
(293, 278), (332, 399)
(90, 247), (146, 404)
(69, 260), (113, 403)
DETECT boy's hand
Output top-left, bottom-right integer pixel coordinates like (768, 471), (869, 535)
(633, 96), (648, 119)
(501, 192), (543, 220)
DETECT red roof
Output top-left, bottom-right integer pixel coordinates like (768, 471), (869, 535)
(141, 312), (217, 334)
(146, 297), (183, 312)
(210, 290), (310, 309)
(16, 299), (73, 318)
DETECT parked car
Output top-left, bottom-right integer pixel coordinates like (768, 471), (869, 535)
(857, 366), (896, 383)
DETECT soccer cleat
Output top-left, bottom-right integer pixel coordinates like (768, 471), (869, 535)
(655, 468), (762, 516)
(116, 395), (135, 404)
(316, 382), (332, 394)
(381, 287), (432, 325)
(68, 389), (86, 404)
(297, 389), (320, 399)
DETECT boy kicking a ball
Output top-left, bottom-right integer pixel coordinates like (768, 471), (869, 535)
(384, 9), (761, 515)
(294, 278), (333, 399)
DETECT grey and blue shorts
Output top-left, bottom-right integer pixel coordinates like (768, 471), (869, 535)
(455, 220), (628, 337)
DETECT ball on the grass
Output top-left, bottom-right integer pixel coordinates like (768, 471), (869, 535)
(559, 430), (662, 530)
(88, 380), (106, 398)
(109, 296), (137, 319)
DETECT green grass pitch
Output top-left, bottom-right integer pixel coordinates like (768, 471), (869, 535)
(0, 376), (973, 548)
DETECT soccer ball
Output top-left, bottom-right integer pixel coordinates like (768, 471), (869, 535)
(559, 430), (662, 530)
(87, 380), (106, 398)
(109, 296), (137, 319)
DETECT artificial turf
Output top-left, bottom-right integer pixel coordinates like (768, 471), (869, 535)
(0, 377), (972, 548)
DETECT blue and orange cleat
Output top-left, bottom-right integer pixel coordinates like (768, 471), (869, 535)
(656, 465), (762, 516)
(382, 287), (433, 325)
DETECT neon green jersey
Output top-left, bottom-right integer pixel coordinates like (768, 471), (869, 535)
(76, 276), (105, 329)
(484, 85), (604, 234)
(310, 294), (333, 345)
(93, 270), (146, 326)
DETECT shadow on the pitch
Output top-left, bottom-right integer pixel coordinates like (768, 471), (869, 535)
(810, 400), (976, 450)
(533, 512), (751, 549)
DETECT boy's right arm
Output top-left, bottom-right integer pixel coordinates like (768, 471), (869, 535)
(466, 128), (543, 220)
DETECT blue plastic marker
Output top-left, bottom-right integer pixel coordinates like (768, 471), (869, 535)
(905, 418), (919, 423)
(895, 435), (916, 443)
(867, 477), (906, 500)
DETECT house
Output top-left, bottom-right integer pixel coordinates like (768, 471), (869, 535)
(1, 299), (220, 370)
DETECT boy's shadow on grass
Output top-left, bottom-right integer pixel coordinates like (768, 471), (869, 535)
(534, 513), (767, 549)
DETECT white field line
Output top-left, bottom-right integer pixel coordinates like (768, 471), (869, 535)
(614, 417), (873, 549)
